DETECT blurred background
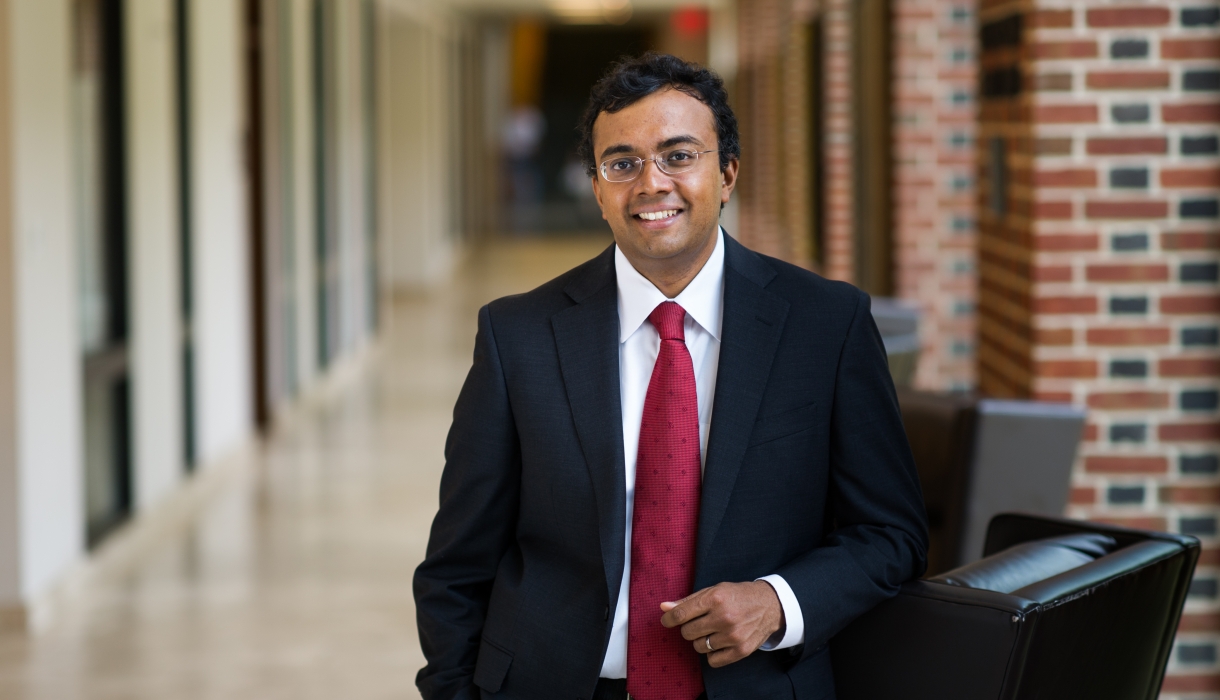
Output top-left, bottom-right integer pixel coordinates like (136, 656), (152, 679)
(0, 0), (1215, 697)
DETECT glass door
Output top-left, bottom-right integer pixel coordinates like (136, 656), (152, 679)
(74, 0), (132, 547)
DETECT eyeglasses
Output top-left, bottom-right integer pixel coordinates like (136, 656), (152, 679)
(599, 149), (718, 183)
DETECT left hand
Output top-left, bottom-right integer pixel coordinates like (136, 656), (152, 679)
(659, 580), (784, 668)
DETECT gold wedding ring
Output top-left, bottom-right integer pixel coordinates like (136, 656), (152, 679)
(705, 635), (713, 652)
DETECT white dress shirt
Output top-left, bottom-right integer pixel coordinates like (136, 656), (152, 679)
(600, 229), (806, 679)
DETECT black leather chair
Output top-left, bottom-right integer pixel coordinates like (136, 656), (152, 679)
(832, 513), (1200, 700)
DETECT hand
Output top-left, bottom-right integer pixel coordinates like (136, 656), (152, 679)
(659, 581), (784, 668)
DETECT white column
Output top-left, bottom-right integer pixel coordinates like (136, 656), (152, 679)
(0, 0), (85, 609)
(189, 0), (251, 465)
(126, 0), (184, 510)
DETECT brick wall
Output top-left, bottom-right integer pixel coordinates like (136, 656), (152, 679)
(892, 0), (980, 390)
(979, 0), (1220, 693)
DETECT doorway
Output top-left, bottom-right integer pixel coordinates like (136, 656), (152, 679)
(74, 0), (132, 547)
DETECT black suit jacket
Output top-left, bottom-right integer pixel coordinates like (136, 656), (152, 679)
(414, 234), (928, 700)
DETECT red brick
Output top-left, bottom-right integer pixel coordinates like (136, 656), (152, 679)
(1162, 39), (1220, 60)
(1162, 295), (1220, 314)
(1035, 359), (1098, 378)
(1085, 263), (1169, 283)
(1162, 168), (1220, 188)
(1083, 423), (1099, 442)
(1034, 74), (1073, 92)
(1087, 70), (1171, 90)
(1034, 104), (1098, 124)
(1084, 455), (1168, 474)
(1034, 168), (1097, 187)
(1085, 200), (1169, 219)
(1092, 516), (1167, 531)
(1086, 7), (1171, 28)
(1086, 326), (1171, 346)
(1069, 486), (1096, 505)
(1163, 103), (1220, 123)
(1163, 231), (1220, 251)
(1160, 486), (1220, 504)
(1030, 9), (1074, 28)
(1178, 611), (1220, 633)
(1035, 233), (1098, 251)
(1159, 421), (1220, 441)
(1086, 137), (1167, 155)
(1159, 357), (1220, 377)
(1034, 200), (1074, 219)
(1035, 328), (1074, 345)
(1034, 265), (1073, 282)
(1163, 675), (1220, 693)
(1033, 40), (1098, 60)
(1036, 136), (1073, 155)
(1034, 390), (1074, 402)
(1034, 296), (1098, 314)
(1087, 391), (1170, 410)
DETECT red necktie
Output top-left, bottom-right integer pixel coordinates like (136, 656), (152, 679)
(627, 301), (704, 700)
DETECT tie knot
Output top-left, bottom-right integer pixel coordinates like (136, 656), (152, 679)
(648, 301), (687, 341)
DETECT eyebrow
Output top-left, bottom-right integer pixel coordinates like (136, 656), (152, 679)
(598, 134), (706, 161)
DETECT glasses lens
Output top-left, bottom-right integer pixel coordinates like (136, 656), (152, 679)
(604, 157), (641, 182)
(660, 150), (699, 173)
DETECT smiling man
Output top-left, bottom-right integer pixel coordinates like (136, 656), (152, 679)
(414, 53), (928, 700)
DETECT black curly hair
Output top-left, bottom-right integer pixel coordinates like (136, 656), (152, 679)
(577, 52), (740, 178)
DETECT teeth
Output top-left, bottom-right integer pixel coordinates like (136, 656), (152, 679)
(638, 209), (678, 221)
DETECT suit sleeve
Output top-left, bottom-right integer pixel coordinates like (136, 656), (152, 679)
(774, 290), (928, 660)
(413, 304), (522, 700)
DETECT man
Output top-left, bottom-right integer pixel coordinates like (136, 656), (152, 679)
(414, 53), (927, 700)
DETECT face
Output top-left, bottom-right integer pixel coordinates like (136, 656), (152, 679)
(590, 88), (738, 273)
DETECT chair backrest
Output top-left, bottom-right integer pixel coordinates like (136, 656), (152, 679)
(958, 401), (1086, 566)
(831, 513), (1199, 700)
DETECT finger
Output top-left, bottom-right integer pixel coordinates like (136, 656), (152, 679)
(659, 601), (677, 612)
(706, 646), (747, 668)
(678, 615), (719, 641)
(660, 587), (715, 628)
(691, 631), (726, 656)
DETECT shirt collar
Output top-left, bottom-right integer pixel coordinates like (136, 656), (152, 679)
(615, 227), (725, 344)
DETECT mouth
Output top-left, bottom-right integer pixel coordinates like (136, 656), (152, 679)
(632, 208), (683, 225)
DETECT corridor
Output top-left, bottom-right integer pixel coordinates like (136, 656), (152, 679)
(0, 236), (611, 700)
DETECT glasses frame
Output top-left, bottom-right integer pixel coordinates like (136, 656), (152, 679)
(598, 148), (719, 183)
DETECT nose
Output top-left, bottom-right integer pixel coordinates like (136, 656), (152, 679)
(635, 156), (674, 195)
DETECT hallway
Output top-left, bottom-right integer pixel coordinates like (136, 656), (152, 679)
(0, 236), (611, 700)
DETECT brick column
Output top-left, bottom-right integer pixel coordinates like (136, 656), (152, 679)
(892, 0), (980, 390)
(980, 1), (1220, 693)
(822, 0), (854, 281)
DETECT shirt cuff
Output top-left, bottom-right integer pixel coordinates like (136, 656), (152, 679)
(755, 574), (805, 651)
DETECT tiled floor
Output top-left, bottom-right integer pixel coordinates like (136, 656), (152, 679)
(0, 235), (612, 700)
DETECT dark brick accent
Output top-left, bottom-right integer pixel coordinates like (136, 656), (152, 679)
(1111, 424), (1147, 443)
(1181, 198), (1220, 219)
(1189, 578), (1219, 599)
(1111, 297), (1149, 314)
(1182, 262), (1220, 282)
(1111, 39), (1149, 58)
(1182, 7), (1220, 26)
(1184, 69), (1220, 91)
(1111, 167), (1149, 188)
(1111, 359), (1148, 377)
(980, 14), (1022, 49)
(1182, 390), (1220, 411)
(1181, 516), (1218, 536)
(1178, 643), (1218, 665)
(1107, 485), (1146, 505)
(1182, 454), (1220, 474)
(982, 67), (1022, 98)
(1183, 327), (1220, 346)
(1111, 104), (1150, 123)
(1112, 232), (1149, 251)
(1182, 135), (1220, 155)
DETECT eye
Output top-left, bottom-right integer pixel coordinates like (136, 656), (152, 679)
(608, 158), (637, 172)
(666, 150), (695, 163)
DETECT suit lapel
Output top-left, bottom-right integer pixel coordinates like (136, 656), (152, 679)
(551, 245), (627, 604)
(697, 236), (790, 572)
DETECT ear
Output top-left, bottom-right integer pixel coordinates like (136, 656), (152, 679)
(592, 175), (608, 220)
(720, 158), (739, 205)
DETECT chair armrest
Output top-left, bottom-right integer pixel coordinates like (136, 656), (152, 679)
(832, 581), (1037, 700)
